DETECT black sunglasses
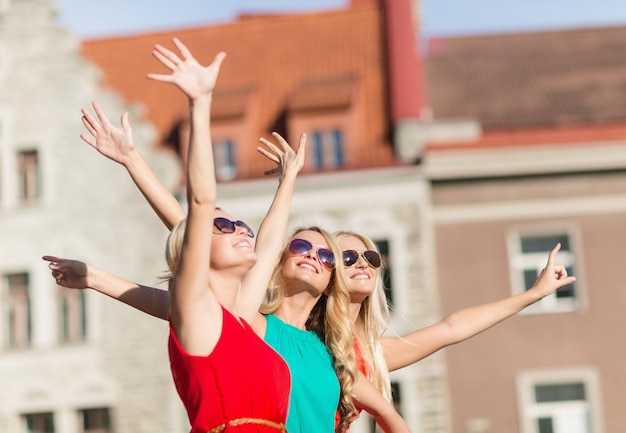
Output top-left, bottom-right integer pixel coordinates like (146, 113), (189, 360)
(288, 238), (335, 271)
(213, 217), (255, 238)
(343, 250), (381, 268)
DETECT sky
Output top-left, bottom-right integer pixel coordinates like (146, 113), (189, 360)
(52, 0), (626, 40)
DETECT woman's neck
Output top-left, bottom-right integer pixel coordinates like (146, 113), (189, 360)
(274, 292), (321, 329)
(349, 300), (362, 324)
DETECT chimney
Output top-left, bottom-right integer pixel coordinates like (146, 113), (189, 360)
(352, 0), (429, 162)
(383, 0), (425, 120)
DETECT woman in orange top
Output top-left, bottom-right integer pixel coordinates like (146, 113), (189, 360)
(334, 230), (576, 407)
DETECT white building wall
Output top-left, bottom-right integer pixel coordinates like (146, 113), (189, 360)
(0, 1), (183, 432)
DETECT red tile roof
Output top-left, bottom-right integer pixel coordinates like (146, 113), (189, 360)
(426, 26), (626, 131)
(288, 74), (357, 111)
(426, 122), (626, 154)
(82, 5), (395, 179)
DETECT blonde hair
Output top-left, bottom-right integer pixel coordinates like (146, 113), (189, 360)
(163, 217), (188, 288)
(261, 227), (358, 432)
(163, 207), (224, 288)
(334, 231), (393, 403)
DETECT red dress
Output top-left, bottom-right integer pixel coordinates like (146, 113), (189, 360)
(354, 340), (369, 376)
(169, 307), (291, 433)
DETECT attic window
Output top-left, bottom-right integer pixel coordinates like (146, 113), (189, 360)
(214, 139), (237, 181)
(311, 129), (344, 169)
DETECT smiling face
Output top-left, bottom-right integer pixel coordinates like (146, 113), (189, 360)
(337, 234), (378, 303)
(280, 229), (334, 297)
(209, 209), (257, 271)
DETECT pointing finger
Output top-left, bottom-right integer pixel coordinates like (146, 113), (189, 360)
(545, 243), (561, 269)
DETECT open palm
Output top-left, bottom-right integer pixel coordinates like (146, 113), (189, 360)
(147, 38), (226, 100)
(80, 101), (135, 164)
(257, 132), (307, 181)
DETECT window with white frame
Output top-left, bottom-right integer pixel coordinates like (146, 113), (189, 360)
(509, 232), (578, 314)
(517, 370), (601, 433)
(18, 149), (40, 202)
(23, 411), (55, 433)
(310, 129), (344, 169)
(214, 139), (237, 181)
(4, 272), (32, 349)
(80, 407), (112, 433)
(59, 288), (87, 344)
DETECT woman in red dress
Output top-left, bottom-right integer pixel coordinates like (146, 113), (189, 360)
(46, 39), (295, 433)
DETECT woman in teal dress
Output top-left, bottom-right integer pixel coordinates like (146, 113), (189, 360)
(254, 226), (356, 433)
(263, 312), (338, 432)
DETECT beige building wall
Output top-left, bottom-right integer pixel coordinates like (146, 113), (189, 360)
(427, 143), (626, 432)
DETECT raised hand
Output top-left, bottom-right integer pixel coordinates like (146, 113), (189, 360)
(530, 243), (577, 298)
(42, 256), (90, 290)
(257, 132), (306, 182)
(147, 37), (226, 100)
(80, 101), (135, 165)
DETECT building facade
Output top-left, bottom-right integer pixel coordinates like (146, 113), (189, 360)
(422, 26), (626, 433)
(0, 1), (181, 432)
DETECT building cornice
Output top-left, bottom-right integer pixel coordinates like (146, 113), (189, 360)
(424, 139), (626, 181)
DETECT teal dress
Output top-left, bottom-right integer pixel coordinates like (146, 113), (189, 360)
(264, 314), (339, 433)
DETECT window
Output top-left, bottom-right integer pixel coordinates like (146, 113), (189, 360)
(518, 370), (600, 433)
(509, 233), (578, 314)
(18, 149), (40, 202)
(373, 239), (394, 307)
(80, 408), (112, 433)
(4, 272), (31, 348)
(311, 129), (344, 169)
(23, 412), (54, 433)
(534, 383), (588, 433)
(390, 382), (402, 415)
(0, 41), (6, 78)
(214, 139), (237, 181)
(60, 289), (87, 343)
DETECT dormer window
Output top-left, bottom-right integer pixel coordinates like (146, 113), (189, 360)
(311, 129), (344, 169)
(288, 74), (356, 172)
(214, 139), (237, 181)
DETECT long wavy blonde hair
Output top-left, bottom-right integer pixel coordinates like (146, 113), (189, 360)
(261, 226), (358, 432)
(334, 231), (393, 403)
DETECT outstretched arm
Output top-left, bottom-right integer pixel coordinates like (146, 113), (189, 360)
(149, 38), (225, 355)
(353, 373), (411, 433)
(238, 132), (306, 324)
(80, 102), (185, 230)
(42, 255), (170, 320)
(382, 243), (576, 372)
